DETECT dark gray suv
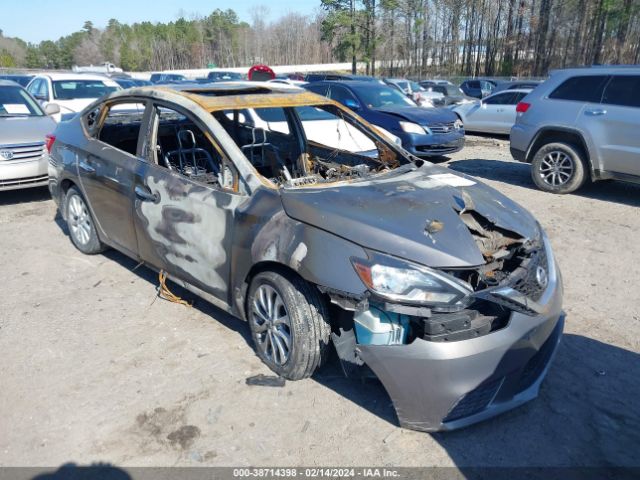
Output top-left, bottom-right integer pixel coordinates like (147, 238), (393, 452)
(510, 66), (640, 193)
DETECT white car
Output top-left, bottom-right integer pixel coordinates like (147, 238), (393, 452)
(230, 105), (402, 150)
(26, 73), (120, 122)
(452, 88), (532, 134)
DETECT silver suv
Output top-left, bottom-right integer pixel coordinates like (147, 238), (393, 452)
(510, 66), (640, 193)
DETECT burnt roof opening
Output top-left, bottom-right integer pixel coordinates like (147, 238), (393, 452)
(182, 87), (276, 96)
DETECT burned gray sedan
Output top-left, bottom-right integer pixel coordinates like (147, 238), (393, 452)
(48, 83), (564, 431)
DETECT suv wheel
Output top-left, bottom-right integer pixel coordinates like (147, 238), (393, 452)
(531, 142), (588, 194)
(65, 186), (105, 254)
(247, 270), (330, 380)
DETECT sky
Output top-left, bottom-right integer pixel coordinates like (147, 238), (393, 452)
(1, 0), (320, 43)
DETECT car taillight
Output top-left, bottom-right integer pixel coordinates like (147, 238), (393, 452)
(45, 134), (56, 153)
(516, 102), (531, 113)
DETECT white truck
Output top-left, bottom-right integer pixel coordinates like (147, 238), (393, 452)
(72, 62), (123, 74)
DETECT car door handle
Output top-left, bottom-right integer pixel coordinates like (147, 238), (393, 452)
(135, 185), (160, 203)
(78, 160), (96, 174)
(585, 108), (607, 116)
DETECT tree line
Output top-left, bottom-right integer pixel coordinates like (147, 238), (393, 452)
(1, 0), (638, 77)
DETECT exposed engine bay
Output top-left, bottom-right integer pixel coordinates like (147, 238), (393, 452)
(324, 204), (548, 356)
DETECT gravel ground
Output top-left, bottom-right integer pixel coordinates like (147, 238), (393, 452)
(0, 136), (638, 470)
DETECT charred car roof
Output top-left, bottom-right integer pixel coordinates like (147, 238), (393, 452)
(103, 81), (333, 111)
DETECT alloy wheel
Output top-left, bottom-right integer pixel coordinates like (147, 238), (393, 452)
(539, 150), (575, 187)
(250, 284), (292, 366)
(68, 195), (92, 246)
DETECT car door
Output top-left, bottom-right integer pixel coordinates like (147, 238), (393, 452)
(495, 91), (527, 134)
(77, 100), (147, 256)
(132, 102), (240, 302)
(582, 75), (640, 176)
(470, 92), (517, 133)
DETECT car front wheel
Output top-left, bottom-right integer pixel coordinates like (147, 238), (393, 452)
(531, 142), (588, 194)
(65, 186), (105, 254)
(247, 270), (331, 380)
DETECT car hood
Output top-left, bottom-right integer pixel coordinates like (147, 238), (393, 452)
(374, 106), (457, 125)
(281, 164), (539, 268)
(0, 115), (56, 145)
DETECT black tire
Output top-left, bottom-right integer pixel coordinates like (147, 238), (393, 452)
(247, 270), (331, 380)
(64, 186), (105, 254)
(531, 142), (588, 194)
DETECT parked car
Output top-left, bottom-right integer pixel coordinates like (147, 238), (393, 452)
(149, 73), (188, 84)
(423, 82), (476, 106)
(305, 72), (383, 83)
(230, 103), (401, 147)
(305, 81), (464, 157)
(384, 78), (445, 107)
(492, 80), (542, 93)
(511, 66), (640, 194)
(0, 74), (34, 87)
(460, 79), (496, 98)
(420, 79), (454, 87)
(26, 73), (120, 122)
(452, 89), (532, 134)
(113, 78), (142, 89)
(47, 82), (563, 432)
(114, 77), (153, 89)
(206, 71), (244, 82)
(0, 80), (57, 191)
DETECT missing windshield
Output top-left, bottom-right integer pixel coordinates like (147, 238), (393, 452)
(212, 104), (406, 187)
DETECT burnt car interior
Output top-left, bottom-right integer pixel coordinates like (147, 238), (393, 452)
(92, 101), (237, 191)
(97, 102), (145, 156)
(153, 107), (222, 186)
(212, 104), (404, 187)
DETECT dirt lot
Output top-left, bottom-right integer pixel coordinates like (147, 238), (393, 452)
(1, 136), (639, 470)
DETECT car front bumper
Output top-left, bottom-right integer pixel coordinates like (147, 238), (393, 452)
(401, 132), (465, 157)
(0, 155), (49, 191)
(357, 244), (564, 432)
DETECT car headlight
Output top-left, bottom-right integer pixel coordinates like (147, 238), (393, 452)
(399, 121), (426, 135)
(351, 252), (473, 309)
(454, 118), (464, 130)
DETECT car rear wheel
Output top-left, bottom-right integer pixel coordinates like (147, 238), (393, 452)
(531, 142), (588, 194)
(65, 186), (104, 254)
(247, 270), (330, 380)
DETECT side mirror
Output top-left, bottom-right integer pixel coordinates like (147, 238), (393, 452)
(45, 103), (61, 116)
(343, 98), (360, 111)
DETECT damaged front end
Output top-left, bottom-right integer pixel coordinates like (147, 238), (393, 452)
(324, 196), (564, 432)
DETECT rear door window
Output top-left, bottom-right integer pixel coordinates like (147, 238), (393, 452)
(601, 75), (640, 108)
(97, 102), (147, 156)
(484, 92), (517, 105)
(548, 75), (609, 103)
(512, 92), (529, 103)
